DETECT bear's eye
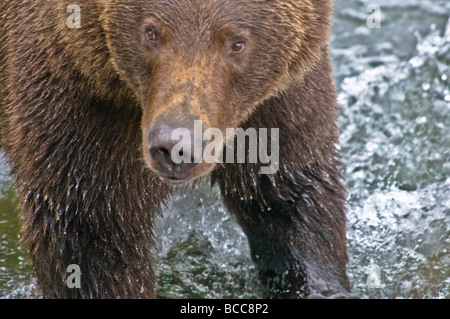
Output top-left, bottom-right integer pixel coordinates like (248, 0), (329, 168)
(145, 28), (158, 43)
(231, 41), (246, 53)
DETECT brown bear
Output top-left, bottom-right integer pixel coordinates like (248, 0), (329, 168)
(0, 0), (351, 298)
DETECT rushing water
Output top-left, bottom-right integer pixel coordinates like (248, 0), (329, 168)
(1, 0), (449, 299)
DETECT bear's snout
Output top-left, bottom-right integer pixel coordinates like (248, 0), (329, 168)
(148, 125), (205, 184)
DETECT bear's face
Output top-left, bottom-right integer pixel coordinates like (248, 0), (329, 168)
(103, 0), (330, 184)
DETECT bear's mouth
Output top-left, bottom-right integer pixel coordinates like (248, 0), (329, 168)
(159, 175), (192, 185)
(156, 162), (215, 186)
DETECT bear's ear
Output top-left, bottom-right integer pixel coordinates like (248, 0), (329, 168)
(271, 0), (333, 93)
(99, 1), (148, 96)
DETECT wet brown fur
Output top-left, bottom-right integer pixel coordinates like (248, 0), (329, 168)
(0, 0), (351, 298)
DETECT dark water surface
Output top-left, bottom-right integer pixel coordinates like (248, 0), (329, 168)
(1, 0), (449, 298)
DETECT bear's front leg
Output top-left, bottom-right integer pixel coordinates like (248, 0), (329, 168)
(215, 162), (351, 298)
(5, 97), (170, 298)
(214, 145), (352, 298)
(212, 65), (352, 298)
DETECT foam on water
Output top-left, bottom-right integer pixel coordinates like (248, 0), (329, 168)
(347, 180), (450, 298)
(154, 183), (264, 299)
(334, 1), (450, 298)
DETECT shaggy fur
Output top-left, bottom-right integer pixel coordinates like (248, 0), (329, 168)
(0, 0), (351, 298)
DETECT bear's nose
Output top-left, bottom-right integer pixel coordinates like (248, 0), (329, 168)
(148, 126), (201, 181)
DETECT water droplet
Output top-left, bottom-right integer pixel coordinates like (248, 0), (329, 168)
(421, 83), (431, 91)
(415, 116), (427, 125)
(409, 56), (424, 68)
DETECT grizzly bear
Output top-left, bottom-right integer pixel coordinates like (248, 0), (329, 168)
(0, 0), (351, 298)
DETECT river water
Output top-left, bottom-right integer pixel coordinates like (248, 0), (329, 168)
(1, 0), (449, 299)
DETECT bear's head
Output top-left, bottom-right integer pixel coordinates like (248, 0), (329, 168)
(102, 0), (331, 185)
